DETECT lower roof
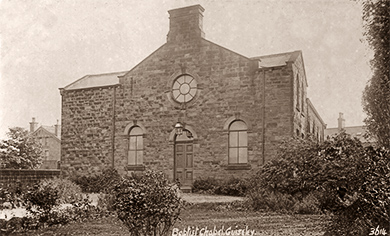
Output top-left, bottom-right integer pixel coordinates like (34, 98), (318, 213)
(62, 71), (127, 91)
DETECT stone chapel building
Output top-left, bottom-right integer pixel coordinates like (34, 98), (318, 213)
(60, 5), (326, 189)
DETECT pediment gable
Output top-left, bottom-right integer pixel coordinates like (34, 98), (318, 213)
(29, 126), (60, 142)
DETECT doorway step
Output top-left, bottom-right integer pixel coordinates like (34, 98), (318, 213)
(180, 186), (192, 193)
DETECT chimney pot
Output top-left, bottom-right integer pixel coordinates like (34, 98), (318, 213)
(338, 112), (345, 131)
(29, 117), (38, 133)
(55, 119), (60, 137)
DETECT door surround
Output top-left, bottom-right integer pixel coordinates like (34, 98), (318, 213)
(169, 125), (197, 190)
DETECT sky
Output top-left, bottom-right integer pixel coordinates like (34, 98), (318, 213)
(0, 0), (373, 138)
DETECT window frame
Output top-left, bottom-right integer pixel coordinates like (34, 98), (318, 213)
(172, 74), (198, 104)
(228, 120), (248, 165)
(127, 126), (144, 168)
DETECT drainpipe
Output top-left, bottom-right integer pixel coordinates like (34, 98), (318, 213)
(111, 86), (117, 168)
(262, 69), (266, 165)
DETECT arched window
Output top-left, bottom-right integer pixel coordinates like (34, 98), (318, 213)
(128, 126), (143, 165)
(228, 120), (248, 164)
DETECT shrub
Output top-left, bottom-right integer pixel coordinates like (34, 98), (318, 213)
(23, 183), (59, 221)
(246, 188), (296, 212)
(39, 177), (83, 204)
(0, 180), (30, 209)
(293, 192), (321, 214)
(112, 170), (183, 236)
(215, 177), (248, 196)
(192, 177), (219, 194)
(192, 176), (248, 196)
(22, 179), (99, 228)
(249, 132), (390, 234)
(71, 167), (121, 193)
(325, 147), (390, 235)
(97, 193), (116, 214)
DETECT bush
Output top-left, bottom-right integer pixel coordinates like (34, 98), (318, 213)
(97, 193), (116, 214)
(71, 167), (121, 193)
(112, 170), (183, 236)
(39, 177), (83, 204)
(0, 181), (31, 209)
(246, 188), (296, 212)
(248, 132), (390, 234)
(192, 177), (219, 194)
(23, 183), (59, 221)
(192, 176), (248, 196)
(325, 147), (390, 235)
(215, 177), (248, 196)
(21, 179), (100, 230)
(293, 192), (321, 214)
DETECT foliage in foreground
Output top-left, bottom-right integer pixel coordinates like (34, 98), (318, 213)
(70, 167), (121, 193)
(0, 180), (31, 210)
(0, 177), (102, 234)
(112, 170), (183, 236)
(192, 176), (248, 196)
(362, 0), (390, 150)
(0, 127), (43, 169)
(39, 177), (84, 204)
(249, 132), (390, 235)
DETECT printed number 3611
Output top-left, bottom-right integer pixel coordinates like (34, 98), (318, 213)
(369, 226), (387, 235)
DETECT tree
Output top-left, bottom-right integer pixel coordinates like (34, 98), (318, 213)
(0, 127), (43, 169)
(251, 132), (390, 235)
(361, 0), (390, 149)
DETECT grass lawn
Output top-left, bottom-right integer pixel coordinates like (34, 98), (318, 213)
(7, 203), (329, 236)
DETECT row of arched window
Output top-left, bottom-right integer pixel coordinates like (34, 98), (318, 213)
(126, 119), (248, 166)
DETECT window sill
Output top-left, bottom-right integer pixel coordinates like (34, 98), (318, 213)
(225, 164), (251, 170)
(125, 165), (145, 171)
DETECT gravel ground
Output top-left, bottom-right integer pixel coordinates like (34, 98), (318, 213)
(181, 193), (244, 203)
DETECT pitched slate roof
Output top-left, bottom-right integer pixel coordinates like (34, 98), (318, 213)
(41, 125), (61, 139)
(325, 126), (375, 144)
(251, 51), (301, 68)
(29, 126), (61, 141)
(63, 71), (127, 90)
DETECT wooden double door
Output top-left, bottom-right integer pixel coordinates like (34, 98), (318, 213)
(174, 141), (193, 187)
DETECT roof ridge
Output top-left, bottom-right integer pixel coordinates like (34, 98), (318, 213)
(85, 70), (129, 77)
(251, 50), (300, 59)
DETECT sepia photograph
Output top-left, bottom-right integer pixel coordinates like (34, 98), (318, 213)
(0, 0), (389, 235)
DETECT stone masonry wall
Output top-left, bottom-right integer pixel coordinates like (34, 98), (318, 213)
(261, 65), (295, 162)
(114, 37), (261, 181)
(292, 54), (308, 138)
(307, 101), (326, 142)
(61, 87), (115, 176)
(0, 169), (60, 187)
(61, 43), (300, 181)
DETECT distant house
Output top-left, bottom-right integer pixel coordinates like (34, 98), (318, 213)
(324, 113), (374, 145)
(28, 118), (61, 169)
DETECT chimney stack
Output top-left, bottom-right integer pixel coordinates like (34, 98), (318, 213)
(55, 119), (60, 137)
(338, 112), (345, 131)
(167, 5), (205, 42)
(29, 117), (38, 133)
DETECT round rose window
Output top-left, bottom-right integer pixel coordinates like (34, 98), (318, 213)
(172, 75), (197, 103)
